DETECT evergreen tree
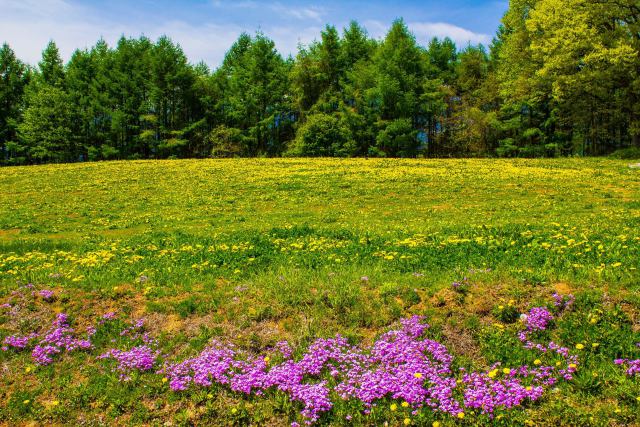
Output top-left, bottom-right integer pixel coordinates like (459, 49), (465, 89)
(0, 43), (29, 163)
(39, 41), (65, 88)
(18, 82), (73, 163)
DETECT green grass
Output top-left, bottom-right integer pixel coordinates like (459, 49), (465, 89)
(0, 158), (639, 425)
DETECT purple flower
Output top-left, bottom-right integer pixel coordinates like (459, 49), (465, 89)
(552, 293), (574, 310)
(614, 359), (640, 376)
(99, 346), (159, 380)
(525, 307), (553, 331)
(38, 289), (55, 301)
(2, 333), (38, 350)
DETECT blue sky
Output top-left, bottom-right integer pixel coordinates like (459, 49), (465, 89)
(0, 0), (508, 67)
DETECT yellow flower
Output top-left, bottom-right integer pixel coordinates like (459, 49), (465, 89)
(432, 422), (441, 427)
(263, 356), (270, 363)
(569, 363), (577, 370)
(533, 359), (541, 365)
(162, 377), (168, 383)
(403, 418), (411, 426)
(457, 412), (465, 419)
(390, 403), (398, 411)
(488, 369), (498, 378)
(25, 367), (32, 373)
(23, 400), (30, 404)
(556, 361), (562, 367)
(413, 373), (423, 379)
(526, 386), (532, 391)
(502, 368), (511, 375)
(401, 401), (409, 408)
(52, 400), (60, 406)
(207, 393), (213, 399)
(231, 408), (238, 414)
(576, 343), (584, 350)
(498, 305), (504, 310)
(591, 343), (599, 348)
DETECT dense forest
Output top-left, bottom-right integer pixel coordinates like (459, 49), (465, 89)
(1, 0), (639, 164)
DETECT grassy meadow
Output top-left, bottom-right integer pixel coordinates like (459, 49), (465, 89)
(0, 158), (639, 426)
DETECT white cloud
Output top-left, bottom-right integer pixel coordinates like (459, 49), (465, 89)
(364, 19), (491, 47)
(212, 1), (325, 22)
(409, 22), (492, 47)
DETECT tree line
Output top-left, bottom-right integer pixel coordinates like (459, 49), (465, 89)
(1, 0), (639, 165)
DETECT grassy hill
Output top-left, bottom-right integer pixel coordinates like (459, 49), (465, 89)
(0, 159), (639, 425)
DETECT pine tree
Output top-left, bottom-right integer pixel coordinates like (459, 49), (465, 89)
(39, 41), (65, 88)
(0, 43), (29, 163)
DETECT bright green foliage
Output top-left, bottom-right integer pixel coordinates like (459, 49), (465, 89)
(216, 33), (293, 156)
(287, 113), (355, 157)
(18, 83), (73, 163)
(375, 118), (418, 157)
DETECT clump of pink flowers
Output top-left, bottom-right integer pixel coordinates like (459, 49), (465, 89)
(99, 346), (160, 380)
(2, 333), (38, 351)
(552, 293), (574, 310)
(32, 313), (92, 365)
(614, 358), (640, 376)
(158, 314), (577, 425)
(37, 289), (55, 301)
(2, 313), (92, 365)
(524, 307), (554, 331)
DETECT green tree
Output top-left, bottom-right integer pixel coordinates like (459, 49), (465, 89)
(218, 33), (292, 156)
(288, 113), (355, 157)
(18, 82), (73, 163)
(39, 41), (65, 88)
(0, 43), (29, 164)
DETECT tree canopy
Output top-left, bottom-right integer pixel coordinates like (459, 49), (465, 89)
(1, 0), (639, 165)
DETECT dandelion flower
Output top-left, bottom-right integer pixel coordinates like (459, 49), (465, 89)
(390, 403), (398, 411)
(403, 418), (411, 426)
(413, 372), (423, 379)
(576, 343), (584, 350)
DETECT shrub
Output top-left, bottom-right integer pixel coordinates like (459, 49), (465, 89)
(375, 119), (419, 157)
(287, 113), (356, 157)
(609, 147), (640, 160)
